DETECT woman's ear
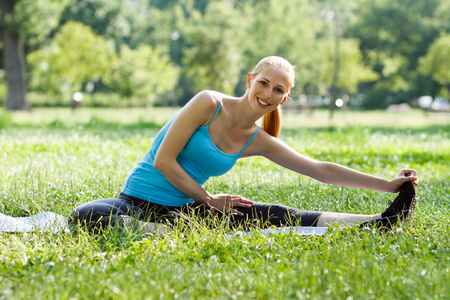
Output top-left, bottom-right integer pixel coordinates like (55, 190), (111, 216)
(246, 73), (253, 89)
(281, 93), (290, 105)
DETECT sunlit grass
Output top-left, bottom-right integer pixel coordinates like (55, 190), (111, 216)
(2, 106), (449, 129)
(2, 106), (180, 128)
(0, 107), (449, 299)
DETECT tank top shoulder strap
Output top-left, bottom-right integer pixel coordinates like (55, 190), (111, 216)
(206, 97), (222, 126)
(239, 125), (260, 155)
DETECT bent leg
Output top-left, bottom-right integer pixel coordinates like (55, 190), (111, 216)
(69, 198), (139, 231)
(69, 194), (188, 232)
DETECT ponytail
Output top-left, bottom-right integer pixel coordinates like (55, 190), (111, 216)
(250, 56), (294, 138)
(262, 106), (282, 138)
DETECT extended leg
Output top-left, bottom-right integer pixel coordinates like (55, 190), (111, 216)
(315, 212), (380, 227)
(232, 202), (380, 228)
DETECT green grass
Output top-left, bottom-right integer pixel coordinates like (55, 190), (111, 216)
(1, 108), (449, 299)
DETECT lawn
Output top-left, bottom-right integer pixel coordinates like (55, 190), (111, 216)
(0, 107), (449, 299)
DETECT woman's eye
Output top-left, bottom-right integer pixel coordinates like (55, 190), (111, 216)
(276, 88), (283, 93)
(259, 81), (267, 86)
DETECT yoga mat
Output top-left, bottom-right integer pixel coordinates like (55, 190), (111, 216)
(229, 226), (329, 237)
(0, 212), (68, 233)
(1, 212), (329, 236)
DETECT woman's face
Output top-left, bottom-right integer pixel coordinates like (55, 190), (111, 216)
(246, 66), (291, 113)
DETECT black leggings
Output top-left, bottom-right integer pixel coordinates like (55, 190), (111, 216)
(68, 193), (323, 231)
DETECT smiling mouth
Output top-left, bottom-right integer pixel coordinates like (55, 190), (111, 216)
(257, 98), (270, 106)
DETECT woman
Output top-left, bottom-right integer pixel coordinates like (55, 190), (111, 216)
(69, 56), (418, 232)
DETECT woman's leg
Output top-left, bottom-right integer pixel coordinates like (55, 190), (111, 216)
(179, 201), (380, 229)
(224, 183), (417, 229)
(313, 182), (417, 227)
(69, 194), (186, 232)
(70, 182), (415, 231)
(68, 198), (139, 231)
(229, 202), (380, 229)
(314, 212), (380, 227)
(232, 202), (320, 228)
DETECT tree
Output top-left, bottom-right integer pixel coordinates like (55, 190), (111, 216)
(318, 38), (378, 95)
(0, 0), (68, 110)
(60, 0), (173, 54)
(235, 0), (321, 96)
(346, 0), (445, 104)
(182, 2), (241, 96)
(108, 44), (179, 106)
(0, 0), (28, 110)
(419, 33), (450, 97)
(27, 21), (116, 101)
(59, 0), (125, 47)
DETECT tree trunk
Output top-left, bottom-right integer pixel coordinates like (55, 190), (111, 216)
(0, 0), (30, 110)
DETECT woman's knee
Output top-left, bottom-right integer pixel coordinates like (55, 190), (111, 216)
(67, 198), (122, 229)
(68, 204), (95, 228)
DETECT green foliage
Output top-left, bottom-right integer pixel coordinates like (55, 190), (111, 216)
(2, 0), (450, 109)
(27, 21), (116, 99)
(362, 85), (390, 109)
(60, 0), (122, 37)
(318, 38), (379, 94)
(236, 0), (321, 96)
(27, 91), (133, 108)
(347, 0), (448, 102)
(419, 32), (450, 96)
(182, 2), (241, 95)
(108, 44), (179, 106)
(9, 0), (69, 48)
(0, 110), (11, 129)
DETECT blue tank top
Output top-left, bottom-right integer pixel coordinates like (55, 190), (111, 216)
(121, 101), (260, 206)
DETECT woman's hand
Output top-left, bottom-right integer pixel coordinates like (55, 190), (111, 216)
(388, 169), (419, 193)
(207, 194), (254, 216)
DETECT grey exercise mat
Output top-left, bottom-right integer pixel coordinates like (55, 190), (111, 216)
(1, 212), (328, 236)
(0, 212), (68, 233)
(229, 226), (329, 237)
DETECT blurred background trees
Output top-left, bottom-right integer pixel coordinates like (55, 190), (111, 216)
(27, 21), (116, 99)
(0, 0), (68, 109)
(0, 0), (449, 110)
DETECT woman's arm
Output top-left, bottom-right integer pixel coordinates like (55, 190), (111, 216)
(244, 130), (418, 193)
(153, 91), (253, 214)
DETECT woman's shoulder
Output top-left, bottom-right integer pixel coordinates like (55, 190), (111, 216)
(192, 90), (222, 108)
(194, 90), (240, 106)
(179, 91), (222, 126)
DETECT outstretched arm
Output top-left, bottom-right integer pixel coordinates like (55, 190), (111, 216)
(244, 130), (418, 193)
(153, 91), (253, 214)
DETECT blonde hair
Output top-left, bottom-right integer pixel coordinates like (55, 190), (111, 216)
(250, 56), (295, 138)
